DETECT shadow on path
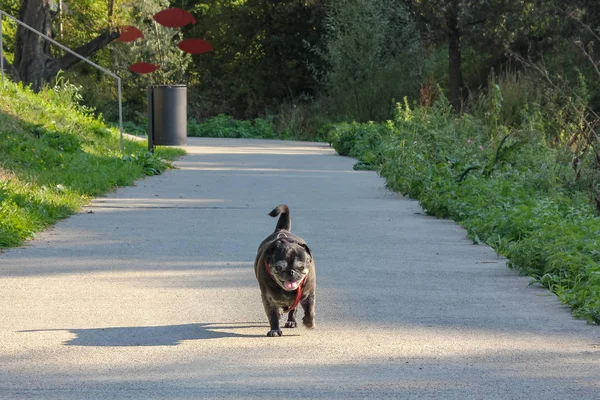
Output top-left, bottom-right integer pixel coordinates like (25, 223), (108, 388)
(20, 322), (268, 346)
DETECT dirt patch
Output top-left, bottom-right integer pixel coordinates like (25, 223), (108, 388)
(0, 166), (16, 181)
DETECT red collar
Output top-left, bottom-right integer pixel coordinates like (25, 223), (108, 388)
(265, 261), (304, 311)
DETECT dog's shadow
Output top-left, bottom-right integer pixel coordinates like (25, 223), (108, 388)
(20, 323), (268, 347)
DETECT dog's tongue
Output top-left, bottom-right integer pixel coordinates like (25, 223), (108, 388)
(284, 280), (299, 290)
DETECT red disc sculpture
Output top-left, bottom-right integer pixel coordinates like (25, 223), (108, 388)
(153, 8), (196, 28)
(177, 39), (214, 54)
(116, 26), (144, 42)
(123, 7), (212, 75)
(129, 62), (160, 74)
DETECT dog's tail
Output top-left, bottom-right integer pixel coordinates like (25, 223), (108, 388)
(268, 204), (291, 231)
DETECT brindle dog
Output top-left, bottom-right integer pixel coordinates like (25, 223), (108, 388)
(254, 204), (316, 337)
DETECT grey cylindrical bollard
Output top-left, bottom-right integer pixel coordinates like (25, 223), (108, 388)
(148, 85), (187, 147)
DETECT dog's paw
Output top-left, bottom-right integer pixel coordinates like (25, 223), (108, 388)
(302, 317), (315, 329)
(267, 329), (283, 337)
(284, 320), (297, 328)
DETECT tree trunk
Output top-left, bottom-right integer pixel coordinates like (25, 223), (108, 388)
(447, 4), (463, 113)
(108, 0), (115, 27)
(13, 0), (54, 90)
(8, 0), (119, 92)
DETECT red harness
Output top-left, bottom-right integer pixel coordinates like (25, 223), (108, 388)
(265, 261), (304, 312)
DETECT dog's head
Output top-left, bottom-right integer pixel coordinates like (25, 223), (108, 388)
(265, 238), (312, 291)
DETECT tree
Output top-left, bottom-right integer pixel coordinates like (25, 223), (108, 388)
(319, 0), (423, 121)
(181, 0), (327, 118)
(2, 0), (119, 91)
(403, 0), (538, 113)
(402, 0), (466, 112)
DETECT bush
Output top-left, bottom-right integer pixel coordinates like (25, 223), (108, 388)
(188, 115), (282, 140)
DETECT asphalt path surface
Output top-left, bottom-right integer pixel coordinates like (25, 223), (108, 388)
(1, 137), (599, 399)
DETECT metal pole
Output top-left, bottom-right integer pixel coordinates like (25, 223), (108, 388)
(1, 13), (4, 85)
(118, 78), (123, 152)
(147, 86), (154, 153)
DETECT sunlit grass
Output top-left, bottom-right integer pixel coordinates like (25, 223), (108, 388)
(0, 80), (185, 248)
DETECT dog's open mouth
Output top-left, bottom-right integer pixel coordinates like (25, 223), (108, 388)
(283, 280), (300, 290)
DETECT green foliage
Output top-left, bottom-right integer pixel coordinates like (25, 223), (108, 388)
(58, 0), (131, 48)
(317, 0), (424, 122)
(26, 123), (83, 153)
(122, 151), (172, 176)
(113, 1), (191, 85)
(0, 80), (183, 249)
(328, 94), (600, 324)
(270, 102), (329, 141)
(0, 0), (19, 62)
(326, 120), (394, 166)
(5, 0), (600, 131)
(188, 115), (279, 140)
(67, 0), (192, 122)
(123, 110), (324, 142)
(182, 0), (326, 119)
(468, 70), (542, 128)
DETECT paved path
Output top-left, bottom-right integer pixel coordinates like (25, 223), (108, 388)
(1, 138), (598, 399)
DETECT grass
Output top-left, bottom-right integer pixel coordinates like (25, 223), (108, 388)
(0, 80), (185, 249)
(327, 95), (600, 324)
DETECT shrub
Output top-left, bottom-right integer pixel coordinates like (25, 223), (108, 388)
(188, 115), (282, 140)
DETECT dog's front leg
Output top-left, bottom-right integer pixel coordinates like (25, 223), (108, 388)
(301, 293), (316, 329)
(262, 294), (282, 337)
(284, 308), (297, 328)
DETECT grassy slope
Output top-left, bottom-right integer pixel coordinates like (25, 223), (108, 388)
(0, 81), (185, 248)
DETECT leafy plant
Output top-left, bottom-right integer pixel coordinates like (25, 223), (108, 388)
(188, 115), (279, 140)
(315, 0), (424, 121)
(122, 151), (172, 176)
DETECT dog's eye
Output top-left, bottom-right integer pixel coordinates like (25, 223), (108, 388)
(274, 265), (283, 272)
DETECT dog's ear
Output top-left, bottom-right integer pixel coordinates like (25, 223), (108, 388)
(300, 243), (312, 260)
(265, 239), (283, 263)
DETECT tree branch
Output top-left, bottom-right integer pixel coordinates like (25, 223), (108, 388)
(553, 3), (600, 43)
(45, 29), (120, 78)
(462, 18), (487, 29)
(575, 40), (600, 78)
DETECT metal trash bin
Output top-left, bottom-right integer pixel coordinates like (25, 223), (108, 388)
(147, 84), (187, 151)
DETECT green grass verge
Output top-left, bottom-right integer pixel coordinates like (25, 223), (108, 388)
(188, 115), (287, 139)
(327, 98), (600, 324)
(0, 80), (185, 249)
(125, 112), (330, 142)
(187, 114), (328, 142)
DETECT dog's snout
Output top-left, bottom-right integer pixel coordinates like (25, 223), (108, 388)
(289, 269), (304, 280)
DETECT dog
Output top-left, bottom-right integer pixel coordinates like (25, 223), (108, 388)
(254, 204), (316, 337)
